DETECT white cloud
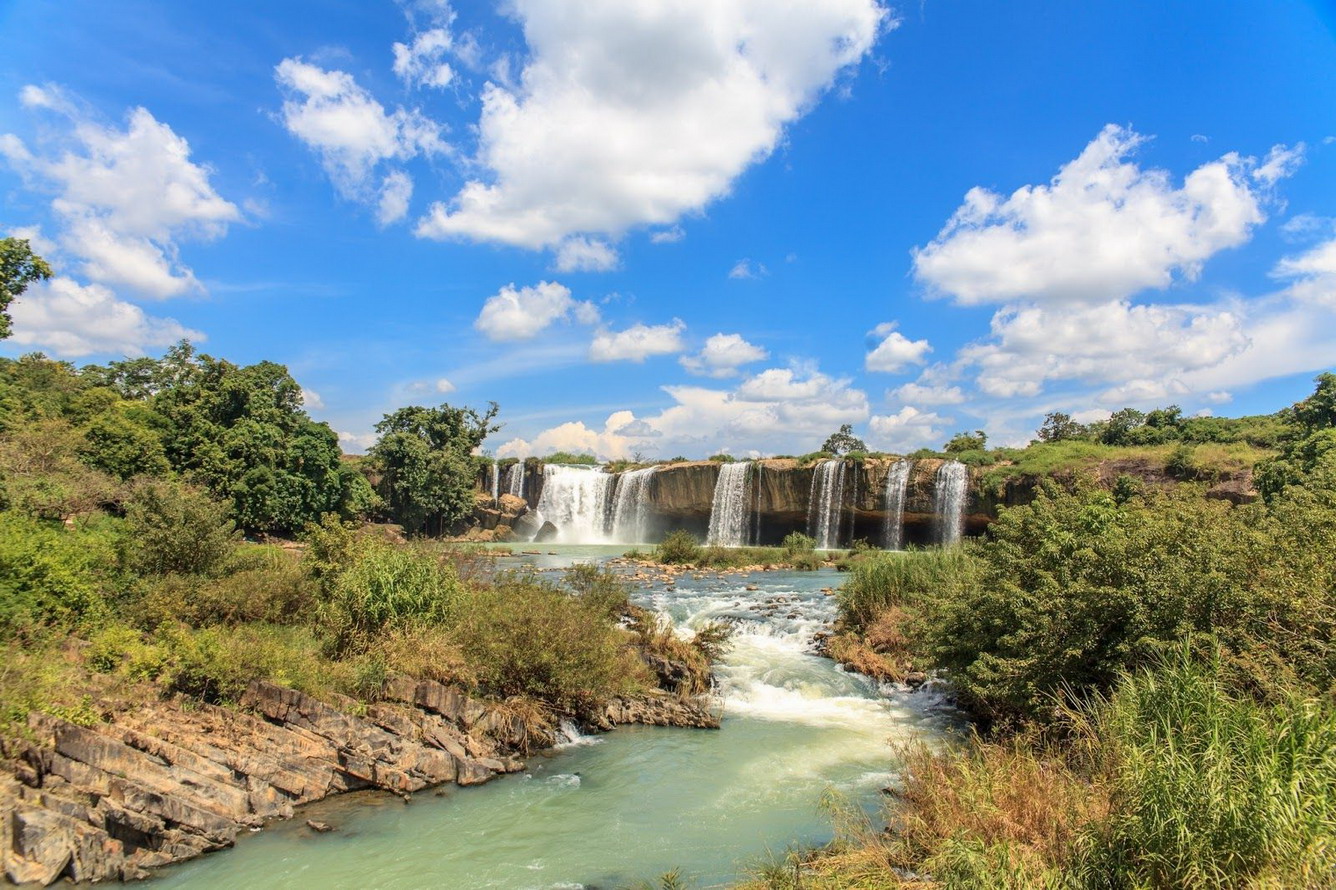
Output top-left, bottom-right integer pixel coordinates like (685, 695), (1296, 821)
(377, 170), (414, 225)
(415, 0), (889, 248)
(473, 281), (598, 341)
(498, 363), (870, 458)
(728, 258), (767, 280)
(589, 319), (686, 362)
(650, 226), (684, 244)
(9, 277), (202, 357)
(913, 125), (1293, 305)
(868, 406), (950, 452)
(1, 89), (241, 299)
(301, 388), (325, 410)
(435, 377), (456, 393)
(1253, 142), (1305, 186)
(392, 28), (456, 89)
(554, 236), (619, 272)
(338, 430), (379, 453)
(275, 58), (445, 215)
(679, 332), (768, 378)
(890, 381), (965, 405)
(864, 321), (931, 372)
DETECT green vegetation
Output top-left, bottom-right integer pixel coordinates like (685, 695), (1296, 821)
(545, 451), (599, 465)
(821, 424), (867, 456)
(646, 529), (831, 571)
(768, 373), (1336, 889)
(0, 237), (53, 340)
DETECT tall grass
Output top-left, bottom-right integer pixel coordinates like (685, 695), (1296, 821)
(1070, 654), (1336, 888)
(837, 548), (974, 632)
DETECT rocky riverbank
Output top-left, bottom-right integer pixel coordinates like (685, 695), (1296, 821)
(1, 678), (717, 884)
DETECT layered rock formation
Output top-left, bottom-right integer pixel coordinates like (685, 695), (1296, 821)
(2, 678), (717, 884)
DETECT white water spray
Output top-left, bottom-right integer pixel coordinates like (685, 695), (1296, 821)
(806, 459), (847, 549)
(611, 467), (657, 543)
(706, 461), (752, 546)
(506, 460), (526, 501)
(882, 460), (913, 550)
(489, 461), (500, 504)
(934, 460), (968, 545)
(534, 465), (616, 542)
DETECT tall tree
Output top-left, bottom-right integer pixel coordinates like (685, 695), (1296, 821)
(370, 402), (500, 535)
(821, 423), (867, 456)
(0, 238), (53, 340)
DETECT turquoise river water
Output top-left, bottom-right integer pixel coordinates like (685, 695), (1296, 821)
(153, 545), (957, 889)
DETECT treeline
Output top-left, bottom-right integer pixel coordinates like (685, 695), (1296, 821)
(0, 344), (497, 537)
(795, 375), (1336, 888)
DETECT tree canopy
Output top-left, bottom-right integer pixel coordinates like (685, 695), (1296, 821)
(0, 238), (53, 341)
(822, 424), (867, 456)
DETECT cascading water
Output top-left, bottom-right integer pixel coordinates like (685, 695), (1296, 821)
(934, 460), (968, 545)
(610, 467), (657, 543)
(882, 460), (913, 550)
(533, 465), (616, 542)
(806, 459), (847, 549)
(506, 461), (526, 501)
(490, 461), (500, 505)
(753, 462), (764, 546)
(705, 461), (752, 546)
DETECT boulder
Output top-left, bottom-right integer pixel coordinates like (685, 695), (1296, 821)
(533, 521), (559, 543)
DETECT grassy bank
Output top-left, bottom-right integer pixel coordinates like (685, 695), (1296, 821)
(626, 530), (843, 571)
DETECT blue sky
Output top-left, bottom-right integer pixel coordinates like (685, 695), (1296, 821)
(2, 0), (1334, 458)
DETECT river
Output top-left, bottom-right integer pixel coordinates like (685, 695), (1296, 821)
(153, 546), (957, 889)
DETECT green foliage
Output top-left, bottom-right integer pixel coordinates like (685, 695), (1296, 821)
(544, 451), (598, 465)
(563, 563), (631, 620)
(369, 402), (500, 535)
(0, 237), (53, 340)
(707, 453), (736, 462)
(319, 540), (461, 655)
(821, 424), (867, 456)
(451, 576), (645, 713)
(0, 512), (116, 636)
(838, 549), (974, 633)
(1257, 372), (1336, 500)
(124, 479), (238, 577)
(944, 429), (988, 453)
(1037, 411), (1088, 443)
(781, 532), (816, 557)
(1073, 654), (1336, 888)
(655, 529), (702, 564)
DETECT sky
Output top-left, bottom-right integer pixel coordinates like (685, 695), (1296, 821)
(1, 0), (1335, 460)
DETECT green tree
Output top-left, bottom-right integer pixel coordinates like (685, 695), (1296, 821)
(1036, 412), (1087, 443)
(944, 429), (987, 453)
(821, 424), (867, 456)
(369, 402), (500, 535)
(0, 238), (53, 340)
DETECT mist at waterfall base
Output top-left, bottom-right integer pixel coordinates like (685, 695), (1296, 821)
(153, 550), (957, 889)
(526, 460), (970, 550)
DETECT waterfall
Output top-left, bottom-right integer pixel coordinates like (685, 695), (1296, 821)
(506, 461), (526, 501)
(610, 467), (657, 543)
(489, 461), (500, 504)
(934, 460), (968, 545)
(882, 460), (913, 550)
(753, 462), (764, 546)
(706, 461), (752, 546)
(806, 459), (847, 549)
(533, 465), (616, 542)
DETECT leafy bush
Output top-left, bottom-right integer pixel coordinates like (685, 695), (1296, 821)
(451, 577), (647, 713)
(320, 541), (461, 655)
(838, 548), (974, 633)
(125, 479), (238, 576)
(656, 529), (701, 564)
(564, 563), (631, 620)
(544, 451), (599, 465)
(781, 532), (816, 557)
(0, 511), (116, 636)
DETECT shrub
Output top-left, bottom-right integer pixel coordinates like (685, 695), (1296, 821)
(451, 577), (647, 713)
(781, 532), (816, 557)
(789, 551), (824, 571)
(0, 511), (115, 636)
(838, 548), (974, 633)
(125, 479), (237, 576)
(564, 563), (631, 620)
(320, 541), (461, 655)
(655, 529), (701, 564)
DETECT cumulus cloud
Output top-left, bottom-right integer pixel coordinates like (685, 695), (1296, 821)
(554, 236), (619, 272)
(496, 364), (870, 458)
(392, 28), (456, 89)
(679, 333), (768, 378)
(415, 0), (889, 249)
(338, 430), (379, 453)
(9, 277), (202, 357)
(275, 58), (445, 218)
(1, 87), (241, 299)
(300, 388), (325, 410)
(473, 281), (599, 341)
(864, 322), (931, 373)
(435, 377), (456, 393)
(868, 406), (951, 452)
(912, 125), (1295, 305)
(589, 319), (686, 362)
(650, 226), (684, 244)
